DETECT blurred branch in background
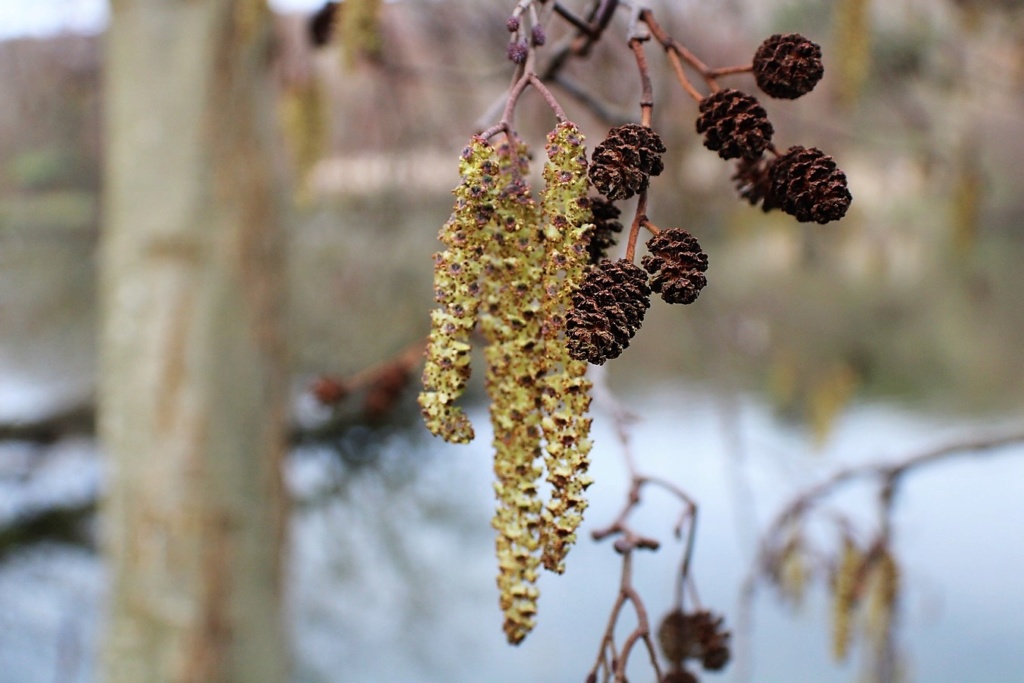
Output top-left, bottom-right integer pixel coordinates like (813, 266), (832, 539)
(738, 426), (1024, 683)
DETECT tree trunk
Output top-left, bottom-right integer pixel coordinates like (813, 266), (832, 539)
(99, 1), (288, 682)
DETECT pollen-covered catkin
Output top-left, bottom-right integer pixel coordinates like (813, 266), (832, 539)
(537, 122), (594, 574)
(419, 137), (497, 443)
(420, 125), (595, 645)
(480, 137), (547, 645)
(832, 537), (862, 661)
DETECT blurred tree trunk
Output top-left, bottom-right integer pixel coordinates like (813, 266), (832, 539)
(99, 1), (288, 682)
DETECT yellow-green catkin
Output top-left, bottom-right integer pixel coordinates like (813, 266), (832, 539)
(340, 0), (383, 67)
(832, 0), (872, 110)
(419, 138), (497, 443)
(419, 126), (593, 645)
(482, 137), (547, 645)
(832, 537), (863, 662)
(278, 77), (327, 201)
(780, 542), (807, 607)
(866, 550), (899, 651)
(537, 122), (594, 574)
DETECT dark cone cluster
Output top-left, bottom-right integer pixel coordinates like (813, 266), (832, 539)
(769, 146), (852, 223)
(566, 259), (651, 365)
(642, 229), (709, 305)
(696, 89), (774, 160)
(585, 197), (624, 265)
(658, 609), (732, 673)
(589, 123), (667, 201)
(753, 33), (824, 100)
(661, 671), (699, 683)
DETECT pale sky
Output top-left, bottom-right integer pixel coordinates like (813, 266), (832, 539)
(0, 0), (325, 40)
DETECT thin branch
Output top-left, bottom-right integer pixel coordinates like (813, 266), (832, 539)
(629, 37), (654, 127)
(640, 9), (714, 100)
(624, 191), (647, 263)
(528, 72), (567, 121)
(553, 1), (596, 37)
(708, 64), (754, 78)
(480, 70), (532, 140)
(0, 404), (94, 445)
(764, 428), (1024, 536)
(665, 47), (705, 102)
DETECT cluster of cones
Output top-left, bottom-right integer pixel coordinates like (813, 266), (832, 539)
(566, 33), (853, 366)
(700, 33), (852, 225)
(567, 226), (709, 365)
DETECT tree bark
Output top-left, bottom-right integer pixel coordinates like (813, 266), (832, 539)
(99, 1), (288, 682)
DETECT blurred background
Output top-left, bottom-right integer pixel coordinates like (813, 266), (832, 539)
(1, 0), (1023, 681)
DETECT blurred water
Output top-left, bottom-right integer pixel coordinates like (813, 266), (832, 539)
(2, 386), (1023, 683)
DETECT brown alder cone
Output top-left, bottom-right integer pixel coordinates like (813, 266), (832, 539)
(753, 33), (825, 99)
(589, 123), (667, 201)
(769, 146), (852, 223)
(641, 228), (709, 305)
(566, 259), (651, 364)
(696, 89), (774, 160)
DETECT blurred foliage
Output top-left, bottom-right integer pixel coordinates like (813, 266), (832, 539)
(832, 0), (873, 110)
(279, 77), (328, 203)
(8, 147), (84, 192)
(340, 0), (384, 67)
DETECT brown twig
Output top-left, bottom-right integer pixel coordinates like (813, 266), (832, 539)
(762, 427), (1024, 537)
(478, 0), (620, 134)
(586, 369), (709, 682)
(630, 37), (654, 127)
(528, 72), (567, 122)
(641, 9), (720, 100)
(586, 549), (665, 683)
(708, 64), (754, 77)
(624, 191), (647, 263)
(480, 68), (531, 140)
(552, 1), (596, 37)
